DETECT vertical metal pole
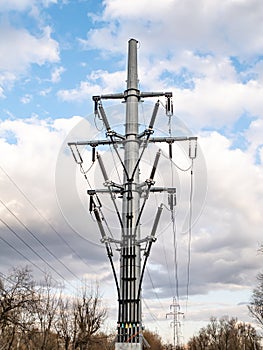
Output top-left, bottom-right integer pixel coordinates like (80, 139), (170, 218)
(117, 39), (142, 349)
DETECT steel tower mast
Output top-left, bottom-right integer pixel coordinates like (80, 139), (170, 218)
(68, 39), (197, 349)
(119, 38), (142, 348)
(166, 297), (184, 349)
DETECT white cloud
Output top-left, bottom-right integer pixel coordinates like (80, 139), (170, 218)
(0, 0), (34, 11)
(20, 94), (32, 104)
(57, 70), (125, 102)
(84, 0), (263, 58)
(0, 86), (4, 98)
(0, 23), (60, 93)
(0, 0), (58, 12)
(0, 25), (59, 72)
(57, 81), (97, 102)
(191, 132), (263, 277)
(77, 1), (263, 132)
(39, 87), (52, 96)
(0, 116), (103, 278)
(51, 66), (65, 83)
(245, 118), (263, 161)
(132, 55), (263, 131)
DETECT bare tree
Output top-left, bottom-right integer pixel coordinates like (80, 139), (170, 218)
(30, 273), (61, 350)
(73, 283), (107, 350)
(0, 268), (108, 350)
(249, 272), (263, 329)
(0, 267), (36, 350)
(187, 317), (261, 350)
(54, 296), (74, 350)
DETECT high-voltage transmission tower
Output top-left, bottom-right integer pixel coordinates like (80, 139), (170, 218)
(166, 297), (184, 349)
(69, 39), (197, 349)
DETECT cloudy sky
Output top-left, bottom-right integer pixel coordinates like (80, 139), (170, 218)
(1, 0), (263, 344)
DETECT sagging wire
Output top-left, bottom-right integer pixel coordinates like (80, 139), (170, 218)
(109, 134), (129, 180)
(167, 101), (180, 306)
(0, 164), (92, 271)
(165, 106), (197, 315)
(140, 102), (159, 209)
(185, 158), (194, 314)
(0, 217), (78, 288)
(109, 143), (122, 184)
(97, 100), (129, 180)
(71, 143), (120, 298)
(162, 240), (174, 297)
(70, 144), (118, 242)
(134, 149), (161, 235)
(184, 138), (197, 313)
(80, 160), (117, 243)
(94, 108), (104, 132)
(142, 298), (162, 329)
(167, 190), (180, 305)
(146, 267), (165, 312)
(0, 199), (81, 282)
(130, 100), (160, 182)
(96, 152), (124, 233)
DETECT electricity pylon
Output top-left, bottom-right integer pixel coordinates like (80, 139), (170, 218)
(69, 39), (197, 349)
(166, 297), (184, 349)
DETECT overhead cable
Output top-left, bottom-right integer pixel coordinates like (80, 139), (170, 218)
(0, 165), (91, 267)
(0, 198), (80, 282)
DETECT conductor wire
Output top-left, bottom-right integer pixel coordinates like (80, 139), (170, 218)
(167, 105), (180, 304)
(185, 159), (194, 313)
(79, 163), (118, 246)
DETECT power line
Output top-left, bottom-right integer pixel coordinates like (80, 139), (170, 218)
(161, 239), (174, 297)
(142, 298), (162, 328)
(0, 164), (91, 268)
(0, 198), (80, 281)
(0, 217), (73, 285)
(185, 160), (194, 313)
(145, 267), (166, 313)
(0, 228), (48, 276)
(168, 147), (180, 304)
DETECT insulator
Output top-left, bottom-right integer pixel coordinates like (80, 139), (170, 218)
(168, 192), (176, 211)
(189, 138), (197, 159)
(169, 143), (173, 159)
(97, 153), (109, 182)
(92, 147), (96, 163)
(94, 100), (98, 115)
(93, 208), (107, 240)
(98, 104), (111, 131)
(69, 145), (83, 164)
(149, 149), (161, 181)
(166, 96), (173, 116)
(92, 95), (100, 115)
(89, 195), (94, 213)
(148, 100), (159, 129)
(150, 205), (163, 238)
